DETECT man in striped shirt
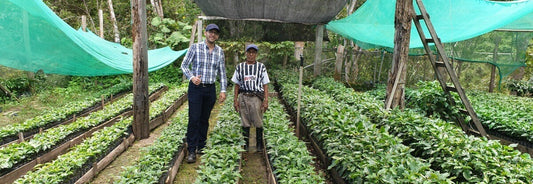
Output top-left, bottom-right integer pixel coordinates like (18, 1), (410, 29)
(181, 23), (227, 163)
(231, 44), (269, 152)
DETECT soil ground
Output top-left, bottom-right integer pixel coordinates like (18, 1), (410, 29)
(89, 104), (189, 184)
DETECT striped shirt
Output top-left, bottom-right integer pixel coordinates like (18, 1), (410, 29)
(231, 62), (270, 92)
(181, 41), (227, 92)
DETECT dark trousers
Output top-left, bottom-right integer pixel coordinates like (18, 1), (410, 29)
(186, 81), (216, 153)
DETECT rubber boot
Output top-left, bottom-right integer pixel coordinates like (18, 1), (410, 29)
(242, 127), (250, 151)
(256, 127), (264, 152)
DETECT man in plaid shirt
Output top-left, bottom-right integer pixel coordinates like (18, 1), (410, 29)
(181, 23), (227, 163)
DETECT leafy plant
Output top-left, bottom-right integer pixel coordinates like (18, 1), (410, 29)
(195, 94), (244, 184)
(312, 75), (533, 183)
(264, 97), (325, 183)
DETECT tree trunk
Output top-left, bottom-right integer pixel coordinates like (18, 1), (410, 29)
(82, 0), (96, 32)
(98, 9), (104, 38)
(150, 0), (163, 18)
(157, 0), (164, 18)
(131, 0), (150, 139)
(334, 45), (345, 81)
(385, 0), (412, 110)
(81, 15), (87, 32)
(345, 45), (354, 82)
(108, 0), (120, 43)
(350, 47), (362, 83)
(314, 24), (324, 77)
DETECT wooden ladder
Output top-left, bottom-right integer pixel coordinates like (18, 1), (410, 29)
(411, 0), (487, 137)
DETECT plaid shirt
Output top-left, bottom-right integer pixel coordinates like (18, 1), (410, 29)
(181, 41), (227, 92)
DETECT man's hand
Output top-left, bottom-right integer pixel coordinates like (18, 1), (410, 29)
(234, 98), (240, 112)
(261, 100), (268, 113)
(192, 75), (201, 85)
(219, 92), (226, 103)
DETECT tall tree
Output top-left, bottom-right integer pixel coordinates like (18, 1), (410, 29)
(385, 0), (413, 110)
(108, 0), (120, 43)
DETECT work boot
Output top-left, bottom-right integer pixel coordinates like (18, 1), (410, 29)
(256, 127), (264, 152)
(242, 127), (250, 151)
(186, 151), (196, 163)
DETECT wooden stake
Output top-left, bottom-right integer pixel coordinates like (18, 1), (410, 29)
(18, 132), (24, 143)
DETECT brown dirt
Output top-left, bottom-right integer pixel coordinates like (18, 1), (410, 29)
(89, 104), (188, 184)
(241, 150), (268, 184)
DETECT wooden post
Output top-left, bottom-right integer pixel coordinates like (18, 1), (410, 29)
(296, 55), (304, 138)
(98, 9), (104, 38)
(385, 0), (412, 110)
(82, 15), (87, 32)
(489, 36), (500, 92)
(18, 132), (24, 143)
(294, 42), (305, 61)
(334, 45), (345, 81)
(132, 0), (150, 139)
(189, 21), (198, 47)
(108, 0), (121, 43)
(314, 24), (324, 76)
(197, 18), (203, 43)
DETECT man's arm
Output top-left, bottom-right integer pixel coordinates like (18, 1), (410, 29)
(262, 84), (268, 112)
(180, 45), (196, 81)
(234, 84), (240, 112)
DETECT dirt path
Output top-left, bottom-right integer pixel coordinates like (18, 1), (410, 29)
(241, 127), (268, 183)
(89, 104), (188, 184)
(173, 101), (223, 184)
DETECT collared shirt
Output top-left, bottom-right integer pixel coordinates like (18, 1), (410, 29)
(231, 61), (269, 92)
(181, 41), (227, 92)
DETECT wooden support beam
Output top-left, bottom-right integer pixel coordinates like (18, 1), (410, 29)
(314, 24), (324, 76)
(131, 0), (150, 139)
(489, 36), (500, 92)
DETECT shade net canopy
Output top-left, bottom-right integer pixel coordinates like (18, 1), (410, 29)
(0, 0), (187, 76)
(327, 0), (533, 80)
(194, 0), (347, 24)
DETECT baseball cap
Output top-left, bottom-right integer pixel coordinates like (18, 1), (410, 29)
(205, 24), (220, 32)
(245, 44), (259, 52)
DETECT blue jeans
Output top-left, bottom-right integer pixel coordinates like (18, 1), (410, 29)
(186, 81), (216, 153)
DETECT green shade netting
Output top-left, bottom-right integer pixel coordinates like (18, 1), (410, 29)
(327, 0), (533, 49)
(327, 0), (533, 83)
(0, 0), (187, 76)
